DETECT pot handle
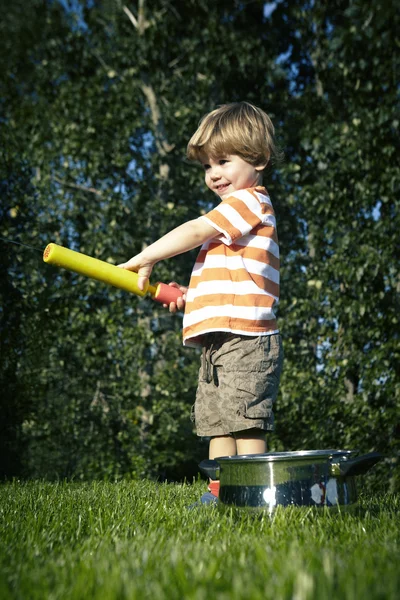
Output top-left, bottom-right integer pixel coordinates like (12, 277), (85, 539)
(198, 459), (220, 481)
(332, 452), (383, 477)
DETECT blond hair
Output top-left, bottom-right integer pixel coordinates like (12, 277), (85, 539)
(187, 101), (280, 167)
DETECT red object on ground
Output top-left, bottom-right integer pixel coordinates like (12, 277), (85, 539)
(208, 481), (220, 497)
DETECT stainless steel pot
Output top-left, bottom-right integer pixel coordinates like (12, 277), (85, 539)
(199, 450), (382, 512)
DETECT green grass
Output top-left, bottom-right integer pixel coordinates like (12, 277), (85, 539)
(0, 481), (399, 600)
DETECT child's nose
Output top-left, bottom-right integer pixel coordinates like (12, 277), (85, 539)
(210, 169), (221, 181)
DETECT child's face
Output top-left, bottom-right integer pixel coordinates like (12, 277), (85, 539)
(201, 154), (265, 199)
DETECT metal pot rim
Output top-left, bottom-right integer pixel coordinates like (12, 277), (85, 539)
(215, 449), (357, 463)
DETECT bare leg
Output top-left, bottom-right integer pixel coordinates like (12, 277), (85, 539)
(206, 432), (265, 495)
(234, 428), (267, 455)
(209, 435), (237, 459)
(207, 435), (237, 493)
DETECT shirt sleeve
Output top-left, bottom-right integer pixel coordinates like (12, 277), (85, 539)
(199, 190), (264, 245)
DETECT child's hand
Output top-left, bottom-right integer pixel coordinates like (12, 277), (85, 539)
(117, 253), (154, 291)
(164, 282), (187, 313)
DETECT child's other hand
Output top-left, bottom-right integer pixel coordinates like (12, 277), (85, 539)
(117, 254), (154, 291)
(164, 282), (187, 313)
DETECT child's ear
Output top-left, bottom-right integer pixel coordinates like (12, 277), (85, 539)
(255, 155), (269, 172)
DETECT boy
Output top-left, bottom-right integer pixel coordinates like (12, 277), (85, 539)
(119, 102), (283, 504)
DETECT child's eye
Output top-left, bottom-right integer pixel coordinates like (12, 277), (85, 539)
(219, 159), (229, 165)
(203, 164), (211, 171)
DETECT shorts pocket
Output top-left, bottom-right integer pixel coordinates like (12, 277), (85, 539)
(241, 398), (273, 420)
(236, 379), (274, 420)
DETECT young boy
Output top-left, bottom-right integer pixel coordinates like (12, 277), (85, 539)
(119, 102), (283, 504)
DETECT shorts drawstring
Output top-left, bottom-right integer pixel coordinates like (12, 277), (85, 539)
(201, 346), (208, 381)
(202, 335), (217, 384)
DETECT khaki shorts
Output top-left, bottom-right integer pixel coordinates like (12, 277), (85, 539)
(192, 332), (283, 437)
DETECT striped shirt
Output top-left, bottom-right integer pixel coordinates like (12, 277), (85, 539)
(182, 186), (280, 347)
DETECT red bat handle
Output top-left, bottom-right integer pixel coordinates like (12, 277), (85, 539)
(153, 283), (185, 305)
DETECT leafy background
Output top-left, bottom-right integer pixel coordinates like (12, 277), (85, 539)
(1, 0), (399, 487)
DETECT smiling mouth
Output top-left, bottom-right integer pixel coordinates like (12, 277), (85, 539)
(216, 183), (230, 193)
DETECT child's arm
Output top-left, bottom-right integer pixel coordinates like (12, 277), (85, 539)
(118, 218), (218, 292)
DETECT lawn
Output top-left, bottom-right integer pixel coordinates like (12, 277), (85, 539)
(0, 480), (399, 599)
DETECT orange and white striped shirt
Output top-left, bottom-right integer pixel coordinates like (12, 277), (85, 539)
(182, 186), (280, 347)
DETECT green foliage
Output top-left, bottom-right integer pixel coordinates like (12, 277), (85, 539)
(0, 481), (400, 599)
(0, 0), (398, 483)
(269, 1), (400, 488)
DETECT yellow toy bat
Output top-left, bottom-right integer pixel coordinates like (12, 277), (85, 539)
(43, 243), (183, 305)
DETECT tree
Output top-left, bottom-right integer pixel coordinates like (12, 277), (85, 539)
(0, 0), (290, 479)
(1, 0), (398, 486)
(270, 0), (400, 488)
